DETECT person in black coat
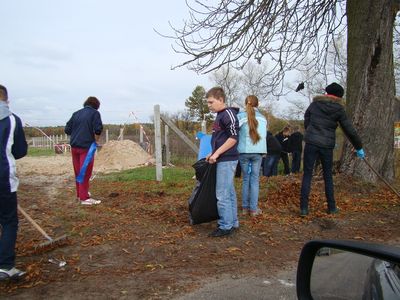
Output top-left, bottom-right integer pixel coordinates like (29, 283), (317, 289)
(289, 126), (303, 173)
(262, 131), (282, 177)
(275, 127), (291, 175)
(300, 83), (365, 217)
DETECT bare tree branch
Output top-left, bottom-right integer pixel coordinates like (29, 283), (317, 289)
(164, 0), (346, 94)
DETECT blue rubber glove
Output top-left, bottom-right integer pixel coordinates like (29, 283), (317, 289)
(356, 149), (365, 159)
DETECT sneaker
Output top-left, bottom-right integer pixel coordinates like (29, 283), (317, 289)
(300, 209), (309, 217)
(77, 192), (91, 202)
(80, 198), (101, 205)
(250, 208), (262, 217)
(208, 228), (233, 237)
(0, 267), (26, 281)
(241, 208), (250, 216)
(328, 208), (339, 214)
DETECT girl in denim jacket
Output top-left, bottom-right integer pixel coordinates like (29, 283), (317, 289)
(237, 95), (267, 216)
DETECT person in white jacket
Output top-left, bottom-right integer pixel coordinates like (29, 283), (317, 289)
(237, 95), (267, 216)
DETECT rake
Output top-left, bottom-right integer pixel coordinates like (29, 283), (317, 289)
(362, 158), (400, 199)
(18, 205), (68, 249)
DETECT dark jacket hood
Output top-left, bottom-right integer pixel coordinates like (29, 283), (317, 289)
(313, 95), (343, 115)
(304, 94), (362, 149)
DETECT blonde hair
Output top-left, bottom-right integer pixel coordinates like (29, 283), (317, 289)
(245, 95), (261, 144)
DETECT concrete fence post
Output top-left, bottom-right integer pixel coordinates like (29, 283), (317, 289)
(154, 105), (163, 181)
(165, 124), (170, 165)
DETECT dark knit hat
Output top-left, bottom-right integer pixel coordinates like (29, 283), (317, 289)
(325, 82), (344, 98)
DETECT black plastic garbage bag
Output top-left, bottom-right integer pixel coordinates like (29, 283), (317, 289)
(192, 158), (209, 181)
(188, 159), (219, 225)
(235, 161), (241, 178)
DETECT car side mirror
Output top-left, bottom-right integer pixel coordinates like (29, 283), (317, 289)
(296, 240), (400, 300)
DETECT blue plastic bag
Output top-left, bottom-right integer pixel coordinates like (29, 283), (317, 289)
(76, 142), (97, 183)
(196, 132), (212, 160)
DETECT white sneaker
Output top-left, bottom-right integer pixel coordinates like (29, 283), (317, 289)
(250, 208), (262, 217)
(0, 267), (26, 280)
(77, 192), (91, 202)
(80, 198), (101, 205)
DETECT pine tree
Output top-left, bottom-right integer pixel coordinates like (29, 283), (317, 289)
(184, 86), (211, 121)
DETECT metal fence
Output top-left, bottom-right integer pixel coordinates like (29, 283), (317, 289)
(27, 125), (199, 165)
(30, 134), (69, 149)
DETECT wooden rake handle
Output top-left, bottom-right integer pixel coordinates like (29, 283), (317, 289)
(362, 158), (400, 199)
(18, 205), (53, 241)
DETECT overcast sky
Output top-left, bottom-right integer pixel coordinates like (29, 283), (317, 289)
(0, 1), (213, 126)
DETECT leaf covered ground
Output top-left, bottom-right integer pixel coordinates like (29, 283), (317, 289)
(1, 167), (399, 299)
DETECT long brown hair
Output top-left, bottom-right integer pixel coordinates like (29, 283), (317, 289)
(245, 95), (261, 144)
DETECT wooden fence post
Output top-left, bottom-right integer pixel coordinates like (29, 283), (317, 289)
(160, 115), (199, 154)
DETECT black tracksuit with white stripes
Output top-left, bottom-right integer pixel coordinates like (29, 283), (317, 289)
(211, 107), (239, 162)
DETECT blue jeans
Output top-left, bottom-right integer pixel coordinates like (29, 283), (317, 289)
(263, 154), (280, 177)
(239, 154), (262, 211)
(291, 151), (302, 173)
(0, 192), (18, 269)
(300, 143), (335, 211)
(216, 160), (239, 230)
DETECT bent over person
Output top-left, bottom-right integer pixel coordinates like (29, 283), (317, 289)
(206, 87), (239, 237)
(300, 83), (365, 217)
(0, 84), (27, 280)
(65, 97), (103, 205)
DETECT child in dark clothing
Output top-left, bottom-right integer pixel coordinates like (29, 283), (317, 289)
(289, 126), (303, 173)
(262, 131), (282, 177)
(300, 83), (365, 216)
(275, 127), (291, 175)
(65, 97), (103, 205)
(205, 87), (239, 237)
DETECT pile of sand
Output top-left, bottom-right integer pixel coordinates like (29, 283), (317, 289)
(95, 140), (153, 173)
(17, 140), (153, 176)
(17, 156), (73, 176)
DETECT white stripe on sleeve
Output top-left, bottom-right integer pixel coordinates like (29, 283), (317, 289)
(226, 109), (237, 136)
(6, 115), (19, 192)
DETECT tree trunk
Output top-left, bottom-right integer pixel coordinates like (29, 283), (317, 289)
(341, 0), (398, 182)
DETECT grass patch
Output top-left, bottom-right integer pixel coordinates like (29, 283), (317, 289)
(170, 154), (197, 167)
(101, 166), (194, 183)
(27, 148), (55, 157)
